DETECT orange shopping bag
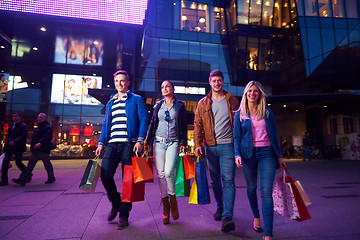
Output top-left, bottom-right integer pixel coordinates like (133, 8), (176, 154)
(132, 154), (154, 183)
(182, 154), (195, 180)
(121, 165), (145, 202)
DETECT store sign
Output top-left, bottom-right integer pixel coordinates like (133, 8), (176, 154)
(0, 0), (148, 25)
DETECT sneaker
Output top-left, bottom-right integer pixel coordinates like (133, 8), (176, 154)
(45, 178), (56, 184)
(12, 178), (26, 186)
(214, 207), (223, 221)
(221, 217), (235, 233)
(107, 207), (120, 221)
(0, 181), (9, 186)
(116, 217), (129, 230)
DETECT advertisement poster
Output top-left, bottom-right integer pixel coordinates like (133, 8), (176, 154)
(51, 74), (102, 105)
(336, 133), (360, 160)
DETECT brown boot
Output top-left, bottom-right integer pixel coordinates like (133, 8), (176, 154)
(169, 194), (179, 220)
(162, 196), (170, 224)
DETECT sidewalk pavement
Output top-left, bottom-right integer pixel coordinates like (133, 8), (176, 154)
(0, 158), (360, 240)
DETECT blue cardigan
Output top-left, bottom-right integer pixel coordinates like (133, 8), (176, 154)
(98, 90), (149, 146)
(234, 108), (282, 160)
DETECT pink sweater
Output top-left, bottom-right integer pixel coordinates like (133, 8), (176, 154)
(250, 116), (271, 147)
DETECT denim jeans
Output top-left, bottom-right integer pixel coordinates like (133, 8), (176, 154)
(205, 143), (236, 220)
(100, 142), (134, 219)
(1, 150), (26, 182)
(303, 146), (311, 161)
(154, 140), (179, 198)
(242, 146), (276, 237)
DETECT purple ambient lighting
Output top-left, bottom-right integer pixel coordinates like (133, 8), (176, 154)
(0, 0), (148, 25)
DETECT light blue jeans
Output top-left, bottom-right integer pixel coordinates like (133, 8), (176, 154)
(205, 143), (236, 220)
(154, 140), (179, 198)
(242, 146), (277, 237)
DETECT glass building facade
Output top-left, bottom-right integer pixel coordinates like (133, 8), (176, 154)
(0, 0), (359, 158)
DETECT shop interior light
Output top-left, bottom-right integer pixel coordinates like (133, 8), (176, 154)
(40, 27), (46, 31)
(199, 18), (206, 23)
(182, 15), (187, 21)
(283, 104), (287, 107)
(0, 46), (4, 49)
(93, 40), (98, 45)
(33, 47), (38, 51)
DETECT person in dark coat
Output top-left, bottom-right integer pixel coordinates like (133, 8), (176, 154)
(13, 113), (55, 186)
(0, 112), (28, 186)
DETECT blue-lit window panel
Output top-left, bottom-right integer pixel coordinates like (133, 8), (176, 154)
(262, 0), (275, 26)
(49, 104), (64, 116)
(156, 28), (173, 39)
(306, 16), (320, 28)
(334, 18), (348, 29)
(237, 36), (248, 69)
(63, 105), (82, 116)
(309, 55), (323, 73)
(332, 0), (346, 18)
(198, 32), (211, 42)
(81, 107), (104, 117)
(7, 88), (41, 104)
(0, 0), (148, 25)
(140, 78), (156, 92)
(237, 0), (250, 24)
(345, 0), (359, 18)
(322, 51), (331, 59)
(6, 103), (40, 114)
(143, 67), (156, 78)
(180, 30), (198, 41)
(172, 29), (181, 39)
(320, 17), (334, 28)
(348, 28), (360, 46)
(170, 40), (189, 59)
(298, 16), (306, 27)
(306, 28), (322, 59)
(318, 0), (332, 17)
(320, 28), (336, 53)
(304, 59), (311, 76)
(249, 0), (262, 25)
(189, 42), (201, 61)
(157, 1), (173, 29)
(304, 0), (318, 16)
(211, 34), (222, 44)
(219, 46), (230, 72)
(348, 19), (360, 30)
(159, 39), (170, 59)
(296, 0), (305, 16)
(335, 28), (349, 46)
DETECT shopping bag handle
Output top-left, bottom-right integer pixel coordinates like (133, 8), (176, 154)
(92, 155), (100, 161)
(142, 150), (149, 157)
(179, 150), (186, 156)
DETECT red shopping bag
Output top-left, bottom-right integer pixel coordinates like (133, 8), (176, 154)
(287, 175), (312, 222)
(132, 155), (154, 183)
(183, 155), (195, 180)
(121, 165), (145, 202)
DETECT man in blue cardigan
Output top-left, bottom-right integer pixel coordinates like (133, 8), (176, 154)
(95, 70), (149, 230)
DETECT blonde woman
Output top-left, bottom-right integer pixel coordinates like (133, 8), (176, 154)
(234, 81), (286, 240)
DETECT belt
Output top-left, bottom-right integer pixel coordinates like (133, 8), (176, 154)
(155, 137), (177, 144)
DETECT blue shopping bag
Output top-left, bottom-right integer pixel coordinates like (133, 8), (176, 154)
(195, 158), (210, 205)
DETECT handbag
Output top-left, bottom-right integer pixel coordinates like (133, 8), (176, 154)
(295, 180), (311, 206)
(182, 154), (195, 180)
(272, 168), (300, 220)
(79, 156), (101, 193)
(194, 157), (211, 205)
(121, 165), (145, 202)
(175, 154), (190, 197)
(132, 153), (154, 183)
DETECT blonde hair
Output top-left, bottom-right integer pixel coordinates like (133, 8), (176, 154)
(239, 80), (268, 121)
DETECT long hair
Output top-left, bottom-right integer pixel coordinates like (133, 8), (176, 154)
(239, 80), (268, 121)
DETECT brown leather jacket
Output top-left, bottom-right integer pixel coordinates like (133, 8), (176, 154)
(193, 90), (239, 148)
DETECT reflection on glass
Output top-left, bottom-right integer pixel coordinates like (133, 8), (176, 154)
(249, 0), (262, 25)
(237, 0), (250, 24)
(345, 0), (359, 18)
(214, 7), (226, 34)
(259, 39), (271, 71)
(273, 0), (282, 27)
(304, 0), (318, 16)
(332, 0), (346, 18)
(262, 0), (274, 26)
(318, 0), (332, 17)
(247, 38), (259, 70)
(181, 1), (209, 33)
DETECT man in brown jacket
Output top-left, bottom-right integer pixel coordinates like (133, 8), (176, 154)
(194, 69), (239, 232)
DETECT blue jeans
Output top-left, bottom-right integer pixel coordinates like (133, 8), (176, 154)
(205, 143), (236, 220)
(242, 146), (276, 237)
(154, 140), (179, 198)
(303, 146), (311, 161)
(100, 142), (134, 219)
